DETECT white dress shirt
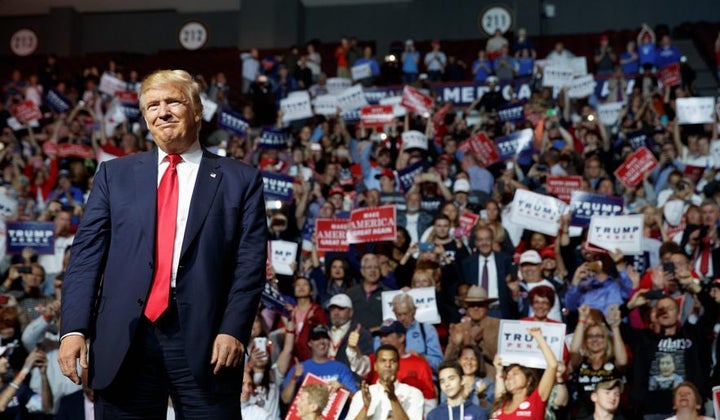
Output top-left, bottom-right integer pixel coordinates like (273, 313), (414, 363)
(157, 143), (202, 288)
(478, 254), (499, 299)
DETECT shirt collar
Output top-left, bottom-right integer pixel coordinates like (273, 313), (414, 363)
(157, 141), (203, 167)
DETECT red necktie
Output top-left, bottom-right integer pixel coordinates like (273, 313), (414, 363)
(145, 154), (182, 321)
(700, 236), (711, 276)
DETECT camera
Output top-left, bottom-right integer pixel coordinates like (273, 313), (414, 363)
(419, 242), (435, 252)
(16, 266), (32, 274)
(662, 262), (675, 275)
(643, 290), (666, 300)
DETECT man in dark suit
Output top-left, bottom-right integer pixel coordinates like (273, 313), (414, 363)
(57, 69), (267, 418)
(458, 225), (519, 319)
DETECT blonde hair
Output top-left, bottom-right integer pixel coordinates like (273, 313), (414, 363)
(301, 383), (329, 414)
(139, 69), (203, 120)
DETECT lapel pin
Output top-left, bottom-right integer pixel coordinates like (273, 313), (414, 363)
(210, 172), (217, 178)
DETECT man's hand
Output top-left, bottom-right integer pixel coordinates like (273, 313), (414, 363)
(347, 324), (362, 351)
(210, 333), (244, 375)
(58, 335), (88, 385)
(360, 380), (371, 408)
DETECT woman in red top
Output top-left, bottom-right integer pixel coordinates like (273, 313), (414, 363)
(490, 327), (558, 420)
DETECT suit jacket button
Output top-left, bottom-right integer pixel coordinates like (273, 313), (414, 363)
(137, 299), (144, 307)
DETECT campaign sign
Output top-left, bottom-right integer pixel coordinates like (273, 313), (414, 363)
(626, 130), (651, 151)
(280, 91), (313, 122)
(464, 132), (500, 167)
(658, 62), (681, 87)
(495, 128), (534, 161)
(567, 57), (588, 76)
(326, 77), (352, 95)
(364, 86), (402, 105)
(360, 105), (395, 128)
(44, 89), (71, 113)
(336, 85), (368, 111)
(260, 128), (290, 150)
(712, 386), (720, 420)
(341, 109), (361, 123)
(115, 90), (138, 105)
(11, 100), (41, 123)
(568, 74), (596, 99)
(379, 95), (407, 117)
(546, 176), (583, 203)
(597, 101), (624, 126)
(315, 219), (350, 252)
(6, 221), (54, 255)
(400, 85), (434, 116)
(509, 189), (566, 236)
(542, 66), (575, 88)
(57, 143), (94, 160)
(217, 109), (250, 136)
(0, 194), (18, 220)
(381, 287), (441, 324)
(569, 191), (624, 228)
(270, 240), (298, 276)
(347, 205), (396, 244)
(613, 146), (658, 188)
(676, 97), (715, 125)
(351, 62), (372, 81)
(497, 102), (525, 123)
(262, 172), (295, 202)
(285, 373), (350, 420)
(313, 95), (338, 116)
(587, 214), (643, 255)
(498, 320), (566, 369)
(120, 103), (140, 121)
(457, 211), (480, 237)
(683, 165), (705, 184)
(397, 160), (427, 192)
(200, 95), (218, 122)
(261, 282), (288, 315)
(401, 130), (428, 151)
(98, 72), (126, 96)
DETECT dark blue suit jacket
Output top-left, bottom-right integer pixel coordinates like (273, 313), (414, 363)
(459, 251), (519, 319)
(60, 148), (268, 391)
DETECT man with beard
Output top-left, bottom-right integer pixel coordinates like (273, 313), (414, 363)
(397, 191), (433, 245)
(346, 344), (423, 419)
(324, 294), (373, 382)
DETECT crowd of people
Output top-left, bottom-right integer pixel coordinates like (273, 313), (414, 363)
(0, 21), (719, 420)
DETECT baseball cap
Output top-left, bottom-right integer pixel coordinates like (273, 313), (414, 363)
(379, 319), (406, 335)
(519, 250), (542, 265)
(486, 75), (500, 84)
(327, 294), (353, 309)
(453, 179), (471, 194)
(328, 186), (344, 197)
(594, 377), (624, 393)
(309, 325), (330, 340)
(431, 39), (440, 46)
(539, 248), (556, 260)
(58, 169), (71, 178)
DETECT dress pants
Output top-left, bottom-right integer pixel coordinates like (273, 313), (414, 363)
(94, 298), (240, 419)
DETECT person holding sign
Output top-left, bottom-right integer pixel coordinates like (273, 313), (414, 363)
(490, 328), (558, 420)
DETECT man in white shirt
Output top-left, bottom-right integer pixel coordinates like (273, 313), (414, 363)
(346, 345), (423, 420)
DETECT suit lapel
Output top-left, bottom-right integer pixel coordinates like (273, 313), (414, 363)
(135, 150), (158, 258)
(180, 151), (222, 258)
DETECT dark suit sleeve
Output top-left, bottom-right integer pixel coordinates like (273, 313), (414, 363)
(219, 169), (268, 346)
(60, 163), (112, 336)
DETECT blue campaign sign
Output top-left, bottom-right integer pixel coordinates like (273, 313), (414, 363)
(262, 172), (295, 202)
(217, 108), (250, 136)
(120, 103), (140, 121)
(259, 128), (290, 150)
(44, 89), (72, 113)
(569, 191), (624, 228)
(495, 128), (534, 161)
(6, 221), (54, 255)
(498, 102), (526, 123)
(363, 87), (403, 104)
(397, 160), (428, 192)
(626, 130), (654, 151)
